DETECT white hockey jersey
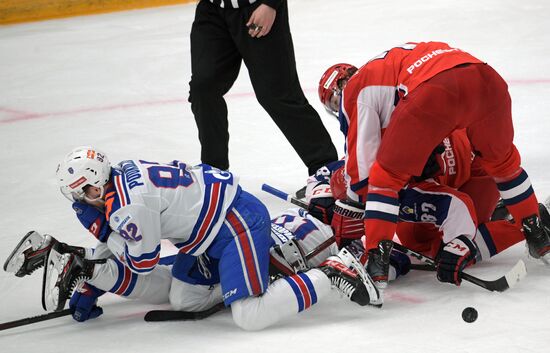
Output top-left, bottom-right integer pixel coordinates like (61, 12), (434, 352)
(104, 159), (240, 274)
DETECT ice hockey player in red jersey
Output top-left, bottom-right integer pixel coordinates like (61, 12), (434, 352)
(318, 42), (550, 304)
(306, 128), (549, 284)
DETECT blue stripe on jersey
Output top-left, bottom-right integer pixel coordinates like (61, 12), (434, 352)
(350, 178), (370, 194)
(501, 186), (535, 206)
(367, 193), (399, 206)
(365, 192), (400, 223)
(109, 259), (126, 293)
(298, 273), (317, 305)
(478, 224), (498, 257)
(496, 170), (528, 191)
(125, 244), (160, 273)
(122, 272), (138, 296)
(284, 276), (306, 312)
(174, 182), (227, 254)
(364, 210), (399, 223)
(496, 170), (535, 205)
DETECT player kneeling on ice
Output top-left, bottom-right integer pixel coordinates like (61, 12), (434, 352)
(4, 146), (380, 330)
(311, 42), (550, 304)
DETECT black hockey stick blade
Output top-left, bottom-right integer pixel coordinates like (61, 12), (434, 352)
(295, 185), (307, 200)
(144, 303), (225, 322)
(393, 242), (527, 292)
(0, 309), (71, 331)
(460, 260), (526, 292)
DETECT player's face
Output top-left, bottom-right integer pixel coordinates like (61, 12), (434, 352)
(327, 92), (341, 115)
(83, 185), (106, 207)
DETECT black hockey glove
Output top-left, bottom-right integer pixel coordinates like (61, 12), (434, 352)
(413, 144), (446, 182)
(307, 182), (335, 224)
(436, 235), (478, 286)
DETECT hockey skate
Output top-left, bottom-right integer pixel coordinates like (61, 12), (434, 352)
(364, 240), (393, 306)
(521, 204), (550, 265)
(3, 231), (87, 278)
(42, 244), (95, 311)
(319, 250), (378, 307)
(3, 231), (58, 277)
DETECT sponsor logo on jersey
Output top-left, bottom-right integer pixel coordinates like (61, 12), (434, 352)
(401, 206), (415, 215)
(223, 288), (238, 300)
(116, 215), (132, 232)
(406, 48), (461, 74)
(442, 137), (456, 175)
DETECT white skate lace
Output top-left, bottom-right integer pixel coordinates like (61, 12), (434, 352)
(331, 276), (355, 299)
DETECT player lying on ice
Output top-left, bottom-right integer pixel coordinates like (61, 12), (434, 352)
(4, 146), (383, 331)
(312, 42), (550, 305)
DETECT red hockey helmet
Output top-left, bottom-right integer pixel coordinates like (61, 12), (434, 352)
(318, 63), (358, 116)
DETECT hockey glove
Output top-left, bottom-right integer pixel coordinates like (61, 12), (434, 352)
(69, 283), (105, 322)
(331, 199), (365, 247)
(436, 235), (478, 286)
(307, 182), (335, 224)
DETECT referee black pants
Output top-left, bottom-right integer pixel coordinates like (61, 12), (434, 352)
(189, 0), (337, 175)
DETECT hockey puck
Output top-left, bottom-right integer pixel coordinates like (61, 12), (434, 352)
(461, 307), (478, 323)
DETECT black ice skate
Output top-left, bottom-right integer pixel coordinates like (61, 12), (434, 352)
(4, 231), (58, 277)
(366, 240), (393, 288)
(319, 257), (371, 306)
(4, 231), (87, 278)
(522, 204), (550, 265)
(42, 245), (95, 311)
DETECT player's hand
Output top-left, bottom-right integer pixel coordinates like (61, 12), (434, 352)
(307, 182), (335, 224)
(246, 4), (276, 38)
(436, 235), (477, 286)
(69, 283), (105, 322)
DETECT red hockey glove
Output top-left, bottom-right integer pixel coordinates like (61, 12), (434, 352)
(331, 199), (365, 247)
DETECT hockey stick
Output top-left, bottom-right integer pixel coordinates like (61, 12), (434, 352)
(392, 242), (526, 292)
(262, 184), (308, 209)
(144, 303), (226, 322)
(0, 309), (71, 331)
(261, 183), (527, 292)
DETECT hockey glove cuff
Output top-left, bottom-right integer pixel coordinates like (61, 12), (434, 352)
(436, 235), (478, 286)
(331, 200), (365, 247)
(307, 182), (335, 224)
(69, 283), (105, 322)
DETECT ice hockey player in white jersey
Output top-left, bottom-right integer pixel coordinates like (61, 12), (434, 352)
(5, 146), (381, 330)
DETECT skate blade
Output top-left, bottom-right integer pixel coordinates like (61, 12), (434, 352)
(3, 231), (44, 274)
(42, 248), (69, 311)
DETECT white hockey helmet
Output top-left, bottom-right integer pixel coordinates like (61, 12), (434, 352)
(56, 146), (111, 202)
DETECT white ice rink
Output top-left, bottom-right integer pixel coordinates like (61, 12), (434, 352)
(1, 0), (549, 352)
